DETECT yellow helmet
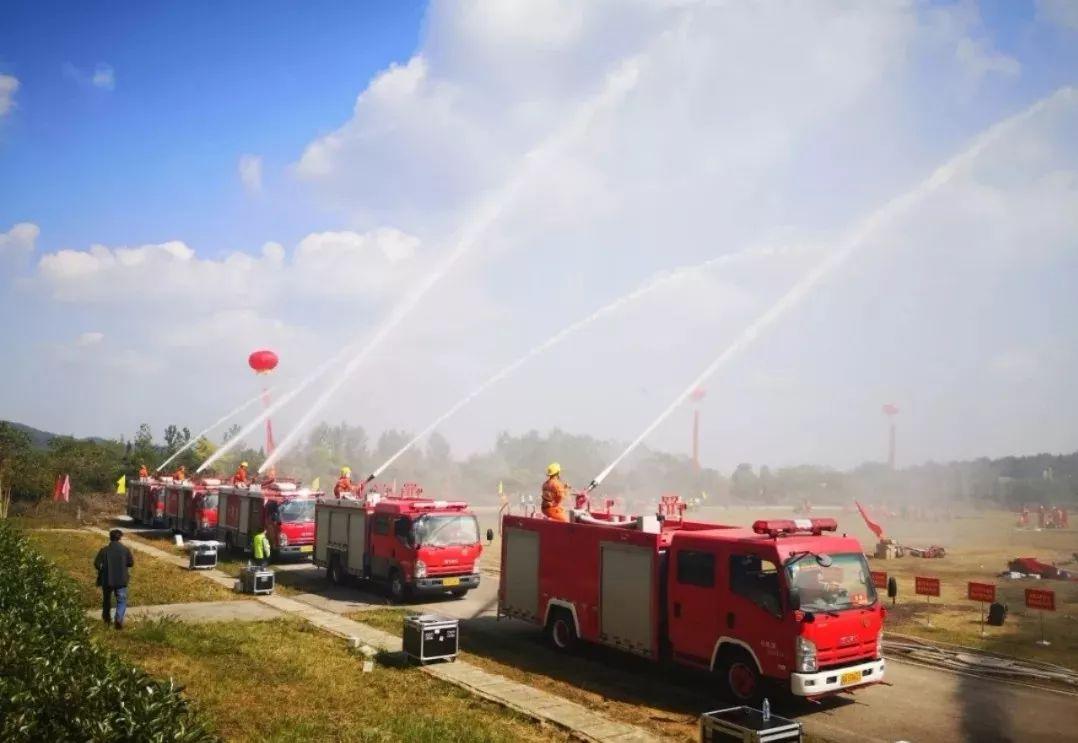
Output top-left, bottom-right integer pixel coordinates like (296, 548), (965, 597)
(240, 461), (248, 468)
(341, 466), (352, 475)
(546, 462), (561, 477)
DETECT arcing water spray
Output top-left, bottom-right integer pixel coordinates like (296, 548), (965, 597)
(156, 388), (273, 473)
(588, 86), (1075, 491)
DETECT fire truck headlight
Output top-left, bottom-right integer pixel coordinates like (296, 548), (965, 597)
(278, 533), (288, 547)
(795, 636), (818, 673)
(414, 560), (427, 579)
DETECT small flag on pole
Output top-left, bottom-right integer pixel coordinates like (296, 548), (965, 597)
(116, 475), (126, 495)
(53, 474), (70, 503)
(311, 477), (321, 491)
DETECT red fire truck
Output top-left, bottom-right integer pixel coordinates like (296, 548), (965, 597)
(498, 506), (885, 704)
(217, 480), (319, 559)
(314, 483), (485, 601)
(126, 477), (165, 526)
(163, 478), (221, 538)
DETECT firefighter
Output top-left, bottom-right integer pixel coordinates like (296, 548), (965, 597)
(541, 462), (569, 522)
(334, 466), (353, 498)
(138, 464), (149, 478)
(173, 465), (186, 481)
(251, 526), (271, 568)
(233, 461), (249, 485)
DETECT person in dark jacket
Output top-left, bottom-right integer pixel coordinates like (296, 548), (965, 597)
(94, 529), (134, 629)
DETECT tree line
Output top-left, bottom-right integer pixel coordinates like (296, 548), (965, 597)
(1, 419), (1075, 509)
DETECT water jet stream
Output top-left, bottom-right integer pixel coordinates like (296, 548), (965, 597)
(367, 244), (805, 480)
(588, 86), (1074, 491)
(156, 388), (274, 473)
(258, 53), (651, 475)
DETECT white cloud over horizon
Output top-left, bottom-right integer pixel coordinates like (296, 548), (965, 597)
(3, 1), (1078, 475)
(63, 62), (115, 90)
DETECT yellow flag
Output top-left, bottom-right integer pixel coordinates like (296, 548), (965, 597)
(498, 480), (504, 495)
(311, 477), (321, 491)
(116, 475), (126, 495)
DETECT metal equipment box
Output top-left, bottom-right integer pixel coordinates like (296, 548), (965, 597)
(403, 614), (458, 663)
(240, 566), (274, 595)
(189, 543), (218, 570)
(700, 706), (803, 743)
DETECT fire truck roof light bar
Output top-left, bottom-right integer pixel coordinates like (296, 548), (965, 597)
(752, 518), (838, 537)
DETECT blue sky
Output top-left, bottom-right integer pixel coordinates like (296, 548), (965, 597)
(0, 2), (425, 254)
(1, 1), (1077, 474)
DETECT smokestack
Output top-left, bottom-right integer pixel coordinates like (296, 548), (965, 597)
(882, 404), (899, 470)
(690, 388), (706, 472)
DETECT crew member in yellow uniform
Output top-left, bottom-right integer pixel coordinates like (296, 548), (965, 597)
(252, 526), (272, 568)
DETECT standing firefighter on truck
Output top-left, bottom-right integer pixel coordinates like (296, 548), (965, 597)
(232, 461), (248, 485)
(542, 462), (569, 522)
(334, 466), (353, 497)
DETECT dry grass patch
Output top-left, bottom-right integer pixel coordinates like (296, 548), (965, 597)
(97, 617), (559, 742)
(26, 530), (236, 609)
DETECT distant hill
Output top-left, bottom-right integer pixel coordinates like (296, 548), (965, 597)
(2, 420), (58, 449)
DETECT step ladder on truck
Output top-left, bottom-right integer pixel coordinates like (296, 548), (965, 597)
(498, 496), (886, 705)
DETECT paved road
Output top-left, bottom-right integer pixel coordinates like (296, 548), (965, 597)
(277, 561), (1078, 743)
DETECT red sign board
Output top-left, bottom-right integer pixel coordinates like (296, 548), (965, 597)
(1025, 588), (1056, 611)
(871, 571), (888, 589)
(967, 582), (996, 603)
(915, 576), (940, 597)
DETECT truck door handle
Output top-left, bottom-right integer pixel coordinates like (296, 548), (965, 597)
(673, 602), (681, 618)
(726, 612), (735, 629)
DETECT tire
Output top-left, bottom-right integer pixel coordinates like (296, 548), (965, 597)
(719, 649), (764, 705)
(224, 532), (234, 553)
(545, 608), (578, 651)
(450, 588), (468, 599)
(327, 554), (346, 586)
(389, 570), (411, 603)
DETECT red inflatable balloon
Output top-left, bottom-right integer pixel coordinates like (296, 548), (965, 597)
(248, 349), (279, 374)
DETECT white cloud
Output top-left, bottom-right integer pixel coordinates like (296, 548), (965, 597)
(1037, 0), (1078, 31)
(0, 222), (39, 271)
(75, 331), (104, 347)
(34, 226), (424, 305)
(0, 74), (18, 117)
(64, 62), (116, 91)
(238, 154), (263, 194)
(955, 37), (1021, 81)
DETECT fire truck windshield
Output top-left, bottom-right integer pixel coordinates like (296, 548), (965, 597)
(414, 514), (479, 547)
(277, 499), (315, 523)
(786, 553), (876, 613)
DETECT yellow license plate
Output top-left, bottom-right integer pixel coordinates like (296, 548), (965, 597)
(299, 545), (313, 553)
(442, 577), (460, 587)
(840, 671), (863, 686)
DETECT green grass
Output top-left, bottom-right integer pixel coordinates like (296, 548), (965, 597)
(26, 530), (236, 609)
(96, 617), (558, 743)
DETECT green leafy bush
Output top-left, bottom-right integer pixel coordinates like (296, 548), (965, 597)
(0, 522), (216, 742)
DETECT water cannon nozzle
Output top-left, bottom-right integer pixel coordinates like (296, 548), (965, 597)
(586, 479), (599, 493)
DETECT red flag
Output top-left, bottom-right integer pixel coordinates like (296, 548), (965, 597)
(53, 474), (71, 503)
(855, 500), (884, 539)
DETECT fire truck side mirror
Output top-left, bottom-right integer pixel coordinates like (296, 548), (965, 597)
(788, 588), (801, 612)
(485, 528), (494, 543)
(887, 577), (898, 600)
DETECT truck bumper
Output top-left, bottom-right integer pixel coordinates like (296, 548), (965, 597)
(276, 544), (315, 557)
(413, 574), (481, 594)
(791, 658), (885, 696)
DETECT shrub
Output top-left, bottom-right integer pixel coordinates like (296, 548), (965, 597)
(0, 522), (216, 742)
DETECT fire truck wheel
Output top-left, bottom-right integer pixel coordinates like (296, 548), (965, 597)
(389, 570), (411, 602)
(545, 609), (578, 651)
(224, 533), (234, 552)
(719, 649), (763, 705)
(449, 588), (468, 599)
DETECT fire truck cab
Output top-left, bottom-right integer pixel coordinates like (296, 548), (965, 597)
(217, 480), (319, 559)
(163, 479), (221, 538)
(499, 507), (885, 704)
(315, 483), (484, 601)
(126, 477), (165, 527)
